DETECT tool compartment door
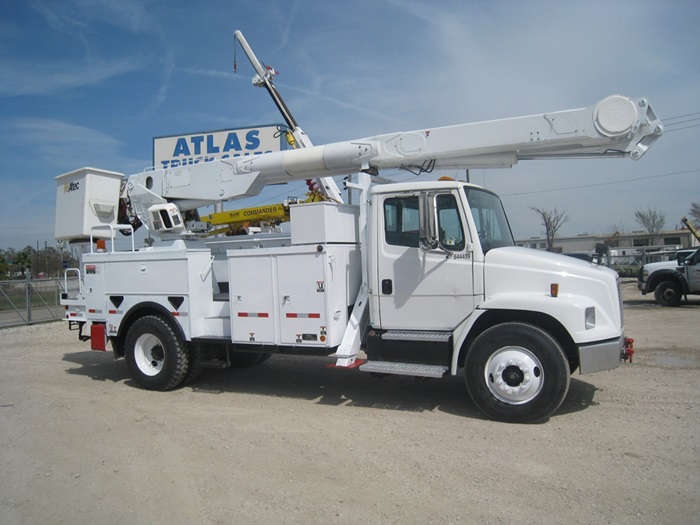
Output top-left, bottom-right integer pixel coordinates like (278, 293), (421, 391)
(277, 250), (327, 346)
(229, 254), (277, 344)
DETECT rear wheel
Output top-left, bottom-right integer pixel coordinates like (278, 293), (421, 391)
(654, 280), (682, 307)
(465, 322), (570, 423)
(182, 344), (202, 385)
(124, 315), (189, 390)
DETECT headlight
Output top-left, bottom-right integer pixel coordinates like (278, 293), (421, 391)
(585, 307), (596, 330)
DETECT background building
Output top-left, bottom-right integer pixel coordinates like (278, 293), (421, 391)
(516, 228), (699, 276)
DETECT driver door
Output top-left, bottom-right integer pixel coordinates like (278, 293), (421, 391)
(685, 250), (700, 291)
(374, 191), (475, 331)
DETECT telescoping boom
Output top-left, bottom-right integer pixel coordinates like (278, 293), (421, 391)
(126, 94), (661, 230)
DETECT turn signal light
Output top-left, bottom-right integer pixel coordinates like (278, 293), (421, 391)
(550, 283), (559, 297)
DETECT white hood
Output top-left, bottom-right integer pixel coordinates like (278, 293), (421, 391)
(482, 246), (622, 342)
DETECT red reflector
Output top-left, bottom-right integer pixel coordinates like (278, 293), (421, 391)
(286, 313), (321, 319)
(108, 310), (117, 314)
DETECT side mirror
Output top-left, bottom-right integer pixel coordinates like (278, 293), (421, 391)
(419, 192), (438, 252)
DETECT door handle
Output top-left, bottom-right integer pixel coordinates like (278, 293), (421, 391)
(381, 279), (393, 295)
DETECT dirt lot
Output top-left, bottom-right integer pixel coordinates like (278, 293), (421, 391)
(1, 281), (698, 524)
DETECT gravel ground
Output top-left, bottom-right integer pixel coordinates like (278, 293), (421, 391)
(1, 281), (698, 524)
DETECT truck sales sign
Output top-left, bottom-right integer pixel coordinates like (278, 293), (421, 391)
(153, 124), (285, 169)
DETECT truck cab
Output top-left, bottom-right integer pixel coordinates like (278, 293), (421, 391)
(362, 180), (627, 421)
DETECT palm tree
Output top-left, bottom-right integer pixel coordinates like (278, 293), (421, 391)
(13, 248), (33, 279)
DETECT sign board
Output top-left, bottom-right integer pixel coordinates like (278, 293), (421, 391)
(153, 124), (286, 170)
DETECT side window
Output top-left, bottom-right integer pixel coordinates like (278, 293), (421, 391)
(384, 194), (465, 251)
(436, 194), (465, 251)
(384, 196), (419, 248)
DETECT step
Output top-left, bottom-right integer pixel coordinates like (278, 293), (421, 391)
(360, 361), (448, 378)
(381, 330), (451, 342)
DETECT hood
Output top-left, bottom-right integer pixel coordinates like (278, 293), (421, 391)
(484, 246), (620, 312)
(643, 260), (679, 273)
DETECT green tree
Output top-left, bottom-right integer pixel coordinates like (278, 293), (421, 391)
(13, 248), (33, 278)
(0, 250), (8, 279)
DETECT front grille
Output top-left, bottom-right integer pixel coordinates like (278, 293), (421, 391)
(617, 277), (624, 328)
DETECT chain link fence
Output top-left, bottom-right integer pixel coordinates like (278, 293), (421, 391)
(0, 276), (79, 328)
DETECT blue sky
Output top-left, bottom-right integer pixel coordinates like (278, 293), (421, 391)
(1, 0), (699, 250)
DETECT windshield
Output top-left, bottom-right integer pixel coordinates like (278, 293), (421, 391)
(463, 187), (514, 253)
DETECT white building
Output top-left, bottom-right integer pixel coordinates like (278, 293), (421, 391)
(517, 228), (698, 253)
(516, 228), (699, 275)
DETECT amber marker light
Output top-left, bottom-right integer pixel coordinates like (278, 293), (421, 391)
(550, 283), (559, 297)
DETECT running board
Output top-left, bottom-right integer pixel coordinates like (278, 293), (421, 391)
(381, 330), (451, 342)
(360, 361), (448, 378)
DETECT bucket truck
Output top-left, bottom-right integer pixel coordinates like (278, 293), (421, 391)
(56, 32), (663, 423)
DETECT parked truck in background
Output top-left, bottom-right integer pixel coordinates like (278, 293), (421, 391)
(638, 217), (700, 306)
(56, 31), (663, 423)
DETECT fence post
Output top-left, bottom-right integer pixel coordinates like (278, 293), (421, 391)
(25, 272), (32, 324)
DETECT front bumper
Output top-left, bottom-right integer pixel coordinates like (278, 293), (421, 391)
(578, 335), (631, 374)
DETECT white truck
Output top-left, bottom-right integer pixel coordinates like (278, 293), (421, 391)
(638, 248), (700, 306)
(56, 34), (663, 423)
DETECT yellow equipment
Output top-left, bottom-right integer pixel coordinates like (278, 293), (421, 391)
(681, 217), (700, 243)
(201, 183), (328, 236)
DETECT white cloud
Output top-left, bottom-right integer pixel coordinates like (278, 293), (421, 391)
(29, 0), (155, 34)
(0, 58), (141, 97)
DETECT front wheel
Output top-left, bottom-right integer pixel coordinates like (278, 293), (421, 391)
(465, 322), (570, 423)
(654, 280), (682, 307)
(124, 315), (189, 390)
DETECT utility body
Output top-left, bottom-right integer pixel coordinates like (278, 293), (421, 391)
(57, 32), (662, 422)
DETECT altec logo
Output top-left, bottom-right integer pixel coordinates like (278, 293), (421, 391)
(64, 181), (80, 193)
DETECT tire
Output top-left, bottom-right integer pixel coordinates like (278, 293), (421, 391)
(124, 315), (189, 390)
(465, 322), (570, 423)
(182, 344), (202, 385)
(654, 280), (682, 307)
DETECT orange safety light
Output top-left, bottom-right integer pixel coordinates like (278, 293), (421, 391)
(96, 239), (107, 251)
(550, 283), (559, 297)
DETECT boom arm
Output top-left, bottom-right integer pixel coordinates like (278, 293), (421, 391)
(126, 94), (662, 218)
(233, 30), (343, 202)
(681, 217), (700, 243)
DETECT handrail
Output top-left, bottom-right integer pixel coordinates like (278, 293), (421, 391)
(90, 224), (135, 253)
(63, 267), (82, 298)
